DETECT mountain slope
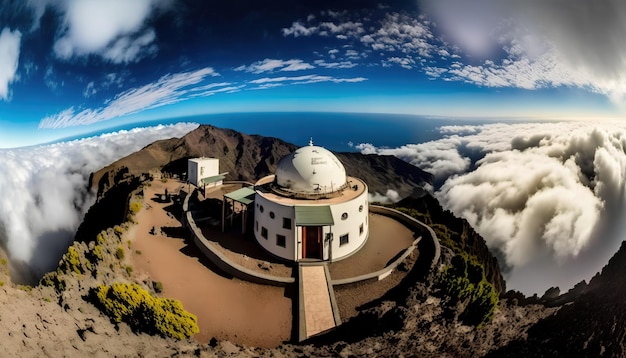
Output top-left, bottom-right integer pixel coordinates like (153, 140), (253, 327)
(90, 124), (432, 199)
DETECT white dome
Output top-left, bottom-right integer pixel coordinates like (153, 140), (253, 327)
(275, 144), (347, 194)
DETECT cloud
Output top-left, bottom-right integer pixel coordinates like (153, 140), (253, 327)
(0, 28), (21, 101)
(282, 19), (364, 39)
(356, 138), (471, 181)
(368, 189), (401, 204)
(313, 59), (357, 69)
(420, 0), (626, 102)
(249, 74), (366, 86)
(39, 67), (218, 129)
(0, 122), (198, 280)
(235, 58), (314, 73)
(357, 121), (626, 295)
(284, 6), (626, 103)
(52, 0), (167, 63)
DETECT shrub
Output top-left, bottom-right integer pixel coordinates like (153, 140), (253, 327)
(135, 250), (142, 255)
(125, 266), (134, 275)
(437, 254), (499, 328)
(115, 246), (125, 260)
(153, 281), (163, 293)
(113, 226), (125, 236)
(1, 258), (6, 266)
(60, 246), (83, 274)
(129, 201), (142, 215)
(0, 280), (4, 287)
(92, 283), (199, 340)
(40, 272), (67, 292)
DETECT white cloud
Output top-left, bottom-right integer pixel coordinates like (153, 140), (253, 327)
(282, 19), (364, 38)
(249, 74), (366, 86)
(0, 28), (21, 101)
(313, 59), (357, 69)
(357, 121), (626, 295)
(52, 0), (167, 63)
(0, 122), (198, 278)
(39, 67), (218, 129)
(235, 58), (314, 73)
(368, 189), (401, 204)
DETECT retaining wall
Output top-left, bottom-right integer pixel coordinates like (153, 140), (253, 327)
(183, 188), (295, 287)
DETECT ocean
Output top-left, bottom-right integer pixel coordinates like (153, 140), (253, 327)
(56, 112), (529, 151)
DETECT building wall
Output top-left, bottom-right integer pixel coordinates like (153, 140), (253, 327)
(254, 194), (297, 260)
(253, 183), (369, 262)
(327, 188), (369, 261)
(187, 158), (219, 187)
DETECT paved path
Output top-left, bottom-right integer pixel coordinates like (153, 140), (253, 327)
(300, 264), (337, 338)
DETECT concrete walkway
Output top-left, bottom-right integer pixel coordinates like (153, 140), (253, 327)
(298, 264), (340, 340)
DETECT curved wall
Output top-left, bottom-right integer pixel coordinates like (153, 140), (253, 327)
(253, 182), (369, 262)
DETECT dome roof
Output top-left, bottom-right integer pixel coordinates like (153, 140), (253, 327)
(275, 143), (347, 194)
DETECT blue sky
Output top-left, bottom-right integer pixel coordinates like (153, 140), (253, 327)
(0, 0), (624, 148)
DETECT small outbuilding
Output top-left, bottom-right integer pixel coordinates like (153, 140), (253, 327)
(187, 158), (224, 188)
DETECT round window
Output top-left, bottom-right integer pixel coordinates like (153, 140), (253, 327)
(359, 205), (363, 212)
(270, 211), (275, 219)
(259, 205), (264, 213)
(341, 212), (348, 220)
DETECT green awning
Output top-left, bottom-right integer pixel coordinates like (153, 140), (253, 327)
(224, 187), (256, 205)
(201, 175), (226, 185)
(295, 206), (334, 226)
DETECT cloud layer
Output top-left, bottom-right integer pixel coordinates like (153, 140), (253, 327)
(358, 121), (626, 294)
(0, 122), (198, 279)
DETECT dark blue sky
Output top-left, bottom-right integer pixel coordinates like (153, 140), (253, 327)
(0, 0), (622, 147)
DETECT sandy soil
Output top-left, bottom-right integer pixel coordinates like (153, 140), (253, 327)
(129, 179), (292, 348)
(328, 213), (416, 279)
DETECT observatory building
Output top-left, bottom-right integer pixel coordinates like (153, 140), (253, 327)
(253, 141), (369, 262)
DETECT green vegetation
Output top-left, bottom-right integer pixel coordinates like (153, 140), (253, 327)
(59, 246), (84, 275)
(18, 284), (33, 292)
(40, 271), (67, 292)
(1, 258), (7, 266)
(113, 226), (125, 236)
(135, 250), (142, 255)
(395, 206), (499, 327)
(437, 255), (499, 328)
(127, 240), (132, 249)
(0, 280), (4, 287)
(153, 281), (163, 293)
(115, 245), (125, 260)
(125, 266), (134, 275)
(161, 177), (168, 183)
(129, 201), (142, 215)
(92, 283), (199, 340)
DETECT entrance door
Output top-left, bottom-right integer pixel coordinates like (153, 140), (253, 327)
(303, 226), (323, 259)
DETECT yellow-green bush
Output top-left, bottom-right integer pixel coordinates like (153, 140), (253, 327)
(115, 245), (125, 260)
(129, 201), (142, 215)
(59, 246), (83, 274)
(40, 271), (66, 292)
(93, 283), (199, 340)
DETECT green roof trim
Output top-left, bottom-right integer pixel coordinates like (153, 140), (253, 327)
(295, 206), (334, 226)
(224, 187), (256, 205)
(201, 175), (226, 185)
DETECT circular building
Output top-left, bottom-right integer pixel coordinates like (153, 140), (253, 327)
(253, 141), (369, 262)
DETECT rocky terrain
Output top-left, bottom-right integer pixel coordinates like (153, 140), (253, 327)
(90, 125), (432, 199)
(2, 125), (626, 356)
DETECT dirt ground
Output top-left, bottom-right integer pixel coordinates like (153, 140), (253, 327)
(129, 179), (292, 348)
